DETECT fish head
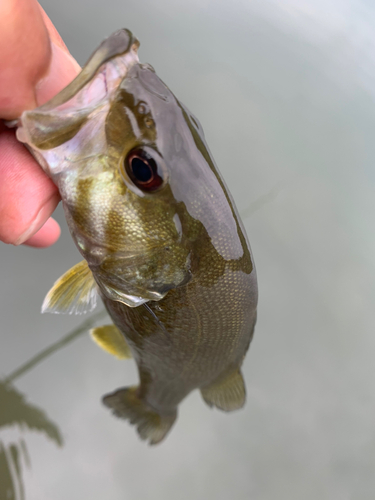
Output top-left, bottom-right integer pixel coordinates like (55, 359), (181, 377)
(16, 29), (247, 307)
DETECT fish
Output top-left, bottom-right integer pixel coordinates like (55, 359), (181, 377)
(15, 29), (258, 444)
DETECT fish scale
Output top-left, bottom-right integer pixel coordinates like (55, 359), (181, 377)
(14, 28), (258, 444)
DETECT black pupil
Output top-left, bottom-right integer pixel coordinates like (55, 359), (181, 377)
(125, 148), (163, 192)
(131, 157), (152, 183)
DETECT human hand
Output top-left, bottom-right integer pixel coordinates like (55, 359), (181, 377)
(0, 0), (80, 247)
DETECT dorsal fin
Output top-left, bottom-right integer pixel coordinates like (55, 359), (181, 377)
(42, 260), (98, 314)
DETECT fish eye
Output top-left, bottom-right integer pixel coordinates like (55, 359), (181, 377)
(124, 148), (164, 192)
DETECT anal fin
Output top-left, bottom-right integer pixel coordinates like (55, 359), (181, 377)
(90, 325), (132, 359)
(201, 370), (246, 412)
(103, 387), (177, 445)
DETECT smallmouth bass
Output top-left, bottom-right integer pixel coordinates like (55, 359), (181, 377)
(15, 29), (258, 444)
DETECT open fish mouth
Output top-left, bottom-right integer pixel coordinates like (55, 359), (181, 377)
(13, 30), (140, 176)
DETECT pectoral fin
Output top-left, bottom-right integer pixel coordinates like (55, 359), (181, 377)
(201, 370), (246, 412)
(90, 325), (132, 359)
(42, 260), (98, 314)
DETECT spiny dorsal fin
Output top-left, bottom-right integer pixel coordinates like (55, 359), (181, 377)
(90, 325), (132, 359)
(42, 260), (98, 314)
(201, 370), (246, 412)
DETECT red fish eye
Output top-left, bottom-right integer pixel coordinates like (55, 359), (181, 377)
(125, 148), (164, 192)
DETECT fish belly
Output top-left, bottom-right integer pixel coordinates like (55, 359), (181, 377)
(101, 267), (257, 414)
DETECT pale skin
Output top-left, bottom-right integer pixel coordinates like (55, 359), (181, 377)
(0, 0), (80, 247)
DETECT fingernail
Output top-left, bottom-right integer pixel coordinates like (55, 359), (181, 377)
(23, 217), (61, 248)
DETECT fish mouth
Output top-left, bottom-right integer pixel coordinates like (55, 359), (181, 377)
(14, 30), (140, 175)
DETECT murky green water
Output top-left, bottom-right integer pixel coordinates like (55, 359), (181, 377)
(1, 1), (375, 498)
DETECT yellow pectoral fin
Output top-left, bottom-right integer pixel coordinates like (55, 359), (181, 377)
(42, 260), (98, 315)
(90, 325), (133, 359)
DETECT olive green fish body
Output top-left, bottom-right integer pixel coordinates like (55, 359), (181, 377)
(103, 252), (257, 413)
(15, 29), (258, 444)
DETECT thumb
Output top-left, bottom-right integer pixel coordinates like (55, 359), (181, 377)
(0, 0), (80, 247)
